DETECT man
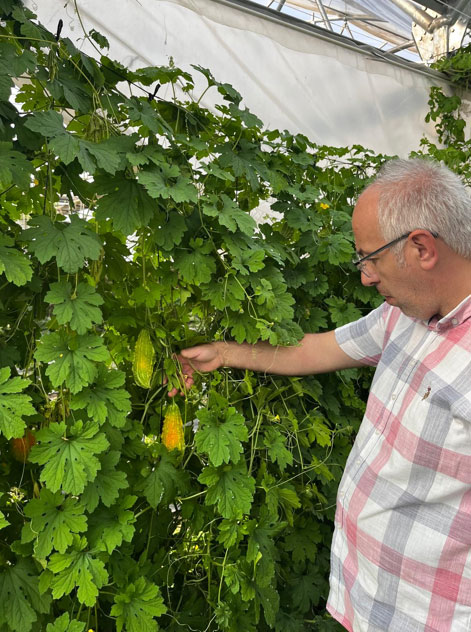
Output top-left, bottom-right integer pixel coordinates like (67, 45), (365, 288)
(172, 158), (471, 631)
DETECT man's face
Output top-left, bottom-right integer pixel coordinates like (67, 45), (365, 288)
(352, 187), (436, 320)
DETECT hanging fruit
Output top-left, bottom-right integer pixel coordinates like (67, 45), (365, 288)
(161, 403), (185, 453)
(10, 430), (36, 463)
(132, 329), (155, 388)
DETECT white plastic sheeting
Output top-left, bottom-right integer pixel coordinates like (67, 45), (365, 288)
(26, 0), (452, 156)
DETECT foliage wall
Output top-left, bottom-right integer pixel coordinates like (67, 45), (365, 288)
(2, 1), (463, 630)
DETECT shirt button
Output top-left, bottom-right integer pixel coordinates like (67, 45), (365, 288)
(452, 318), (458, 325)
(356, 458), (362, 465)
(391, 394), (397, 400)
(375, 429), (381, 435)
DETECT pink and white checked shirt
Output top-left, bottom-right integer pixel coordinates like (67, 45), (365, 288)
(327, 296), (471, 632)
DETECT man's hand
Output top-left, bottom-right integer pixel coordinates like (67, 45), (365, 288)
(168, 343), (224, 397)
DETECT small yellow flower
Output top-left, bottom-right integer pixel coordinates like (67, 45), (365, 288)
(320, 202), (329, 209)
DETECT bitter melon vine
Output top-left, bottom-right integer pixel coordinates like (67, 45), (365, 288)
(0, 1), (461, 630)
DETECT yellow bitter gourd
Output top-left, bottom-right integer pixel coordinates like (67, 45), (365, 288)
(132, 329), (155, 388)
(161, 403), (185, 453)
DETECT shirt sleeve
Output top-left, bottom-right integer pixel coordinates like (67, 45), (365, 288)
(334, 302), (390, 367)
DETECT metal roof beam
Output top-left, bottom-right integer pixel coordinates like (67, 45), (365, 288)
(388, 0), (434, 30)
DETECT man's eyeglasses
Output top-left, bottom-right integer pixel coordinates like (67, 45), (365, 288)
(352, 231), (439, 277)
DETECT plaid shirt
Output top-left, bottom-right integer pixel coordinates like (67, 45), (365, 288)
(327, 296), (471, 632)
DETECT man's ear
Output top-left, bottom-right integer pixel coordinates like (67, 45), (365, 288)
(409, 230), (438, 270)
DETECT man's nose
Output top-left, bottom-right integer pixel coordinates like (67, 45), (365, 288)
(361, 268), (379, 286)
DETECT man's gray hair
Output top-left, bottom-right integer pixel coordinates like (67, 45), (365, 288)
(370, 157), (471, 259)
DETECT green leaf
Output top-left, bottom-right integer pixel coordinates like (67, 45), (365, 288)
(24, 109), (65, 137)
(247, 517), (281, 587)
(174, 239), (216, 284)
(199, 461), (255, 519)
(111, 577), (167, 632)
(218, 142), (262, 191)
(95, 177), (156, 235)
(57, 73), (93, 112)
(49, 133), (80, 165)
(87, 495), (136, 554)
(0, 40), (36, 76)
(203, 194), (256, 236)
(263, 427), (293, 471)
(225, 236), (266, 275)
(257, 582), (280, 628)
(89, 29), (110, 49)
(220, 310), (259, 344)
(308, 414), (332, 447)
(23, 488), (87, 558)
(0, 74), (12, 101)
(201, 275), (245, 311)
(34, 331), (110, 394)
(325, 296), (362, 327)
(0, 141), (34, 189)
(265, 484), (300, 525)
(290, 570), (322, 613)
(81, 138), (122, 175)
(152, 211), (187, 250)
(195, 406), (248, 466)
(0, 237), (33, 286)
(171, 175), (199, 203)
(138, 166), (198, 203)
(283, 523), (322, 564)
(218, 519), (248, 548)
(47, 536), (108, 606)
(70, 366), (131, 426)
(23, 215), (102, 273)
(46, 613), (86, 632)
(0, 507), (8, 531)
(29, 421), (109, 495)
(45, 280), (103, 334)
(81, 450), (128, 512)
(0, 366), (34, 439)
(318, 234), (353, 265)
(141, 451), (186, 508)
(0, 560), (51, 632)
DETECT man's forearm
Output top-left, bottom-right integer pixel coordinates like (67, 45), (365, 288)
(213, 331), (361, 376)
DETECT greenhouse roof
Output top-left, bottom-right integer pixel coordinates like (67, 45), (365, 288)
(241, 0), (471, 63)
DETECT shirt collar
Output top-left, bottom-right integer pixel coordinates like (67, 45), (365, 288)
(427, 294), (471, 332)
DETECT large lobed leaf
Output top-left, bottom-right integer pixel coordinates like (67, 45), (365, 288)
(34, 331), (110, 394)
(29, 421), (109, 495)
(0, 366), (34, 439)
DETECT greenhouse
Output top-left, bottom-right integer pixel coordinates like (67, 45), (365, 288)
(1, 0), (471, 630)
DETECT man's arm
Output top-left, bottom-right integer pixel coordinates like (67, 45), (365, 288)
(170, 330), (363, 394)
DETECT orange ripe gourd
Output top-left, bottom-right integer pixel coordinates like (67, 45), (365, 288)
(161, 403), (185, 453)
(10, 430), (36, 463)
